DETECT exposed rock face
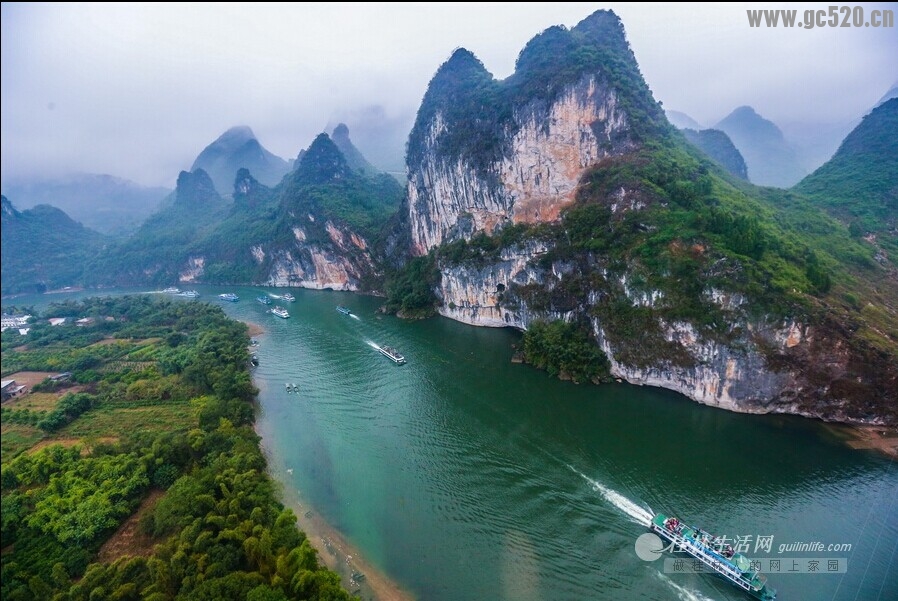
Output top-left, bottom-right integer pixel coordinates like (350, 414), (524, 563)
(434, 244), (894, 424)
(401, 10), (897, 425)
(178, 219), (375, 291)
(260, 219), (375, 290)
(408, 75), (632, 255)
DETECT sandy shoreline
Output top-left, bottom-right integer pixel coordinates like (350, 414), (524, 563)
(241, 318), (415, 601)
(276, 475), (416, 601)
(244, 320), (265, 338)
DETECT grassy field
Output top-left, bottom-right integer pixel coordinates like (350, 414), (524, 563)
(3, 390), (66, 412)
(0, 423), (44, 457)
(60, 404), (195, 439)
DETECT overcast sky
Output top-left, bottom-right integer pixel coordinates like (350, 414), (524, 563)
(2, 2), (896, 188)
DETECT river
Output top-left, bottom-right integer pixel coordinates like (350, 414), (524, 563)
(8, 286), (898, 600)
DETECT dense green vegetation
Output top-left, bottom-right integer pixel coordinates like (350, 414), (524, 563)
(77, 133), (403, 288)
(1, 196), (107, 295)
(281, 134), (404, 242)
(87, 170), (230, 288)
(407, 10), (667, 178)
(681, 128), (748, 180)
(382, 254), (440, 317)
(1, 296), (351, 601)
(521, 320), (610, 384)
(795, 98), (897, 258)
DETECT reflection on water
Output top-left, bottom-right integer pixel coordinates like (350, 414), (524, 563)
(9, 286), (898, 601)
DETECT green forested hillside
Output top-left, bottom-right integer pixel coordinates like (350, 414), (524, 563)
(795, 98), (898, 257)
(0, 296), (351, 600)
(1, 196), (107, 295)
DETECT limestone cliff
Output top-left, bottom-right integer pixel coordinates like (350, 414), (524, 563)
(173, 134), (401, 291)
(400, 9), (897, 424)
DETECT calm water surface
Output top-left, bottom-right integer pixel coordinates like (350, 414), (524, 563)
(12, 287), (898, 600)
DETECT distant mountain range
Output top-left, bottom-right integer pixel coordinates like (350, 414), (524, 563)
(714, 106), (806, 187)
(0, 174), (169, 236)
(1, 10), (895, 425)
(190, 125), (292, 195)
(1, 196), (106, 294)
(680, 128), (748, 180)
(665, 110), (703, 130)
(89, 125), (403, 289)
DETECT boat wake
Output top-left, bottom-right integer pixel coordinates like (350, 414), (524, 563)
(365, 340), (381, 351)
(654, 571), (719, 601)
(351, 314), (361, 321)
(568, 465), (654, 527)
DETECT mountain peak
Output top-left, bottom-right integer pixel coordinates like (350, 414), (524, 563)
(293, 134), (352, 184)
(174, 169), (222, 207)
(716, 106), (805, 186)
(214, 125), (257, 145)
(331, 123), (377, 174)
(191, 126), (290, 194)
(1, 195), (16, 217)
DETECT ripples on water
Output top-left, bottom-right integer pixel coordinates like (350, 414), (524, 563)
(13, 287), (898, 601)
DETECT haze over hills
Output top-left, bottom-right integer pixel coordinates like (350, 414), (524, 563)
(190, 126), (292, 196)
(715, 106), (806, 187)
(398, 9), (896, 423)
(796, 97), (898, 257)
(330, 123), (378, 175)
(665, 110), (702, 130)
(0, 174), (169, 236)
(1, 196), (106, 294)
(680, 128), (748, 180)
(2, 9), (895, 425)
(88, 130), (403, 290)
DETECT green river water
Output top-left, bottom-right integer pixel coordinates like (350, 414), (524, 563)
(11, 287), (898, 600)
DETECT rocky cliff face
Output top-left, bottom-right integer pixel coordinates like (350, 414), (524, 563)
(409, 75), (632, 254)
(434, 240), (894, 424)
(172, 133), (397, 291)
(401, 9), (897, 425)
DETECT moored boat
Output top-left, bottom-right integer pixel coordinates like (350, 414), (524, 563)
(650, 513), (777, 600)
(378, 345), (406, 365)
(257, 295), (272, 305)
(282, 293), (296, 302)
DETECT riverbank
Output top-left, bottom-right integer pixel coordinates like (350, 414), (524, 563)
(275, 471), (415, 601)
(241, 318), (414, 601)
(244, 320), (265, 338)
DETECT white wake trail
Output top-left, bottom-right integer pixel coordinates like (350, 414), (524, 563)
(654, 571), (720, 601)
(569, 465), (654, 527)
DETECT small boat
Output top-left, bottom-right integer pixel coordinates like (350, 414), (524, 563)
(285, 382), (295, 392)
(650, 513), (777, 600)
(336, 305), (352, 316)
(162, 286), (180, 294)
(378, 345), (406, 365)
(219, 293), (239, 302)
(180, 290), (200, 298)
(282, 293), (296, 302)
(250, 354), (259, 366)
(257, 295), (272, 305)
(271, 306), (290, 319)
